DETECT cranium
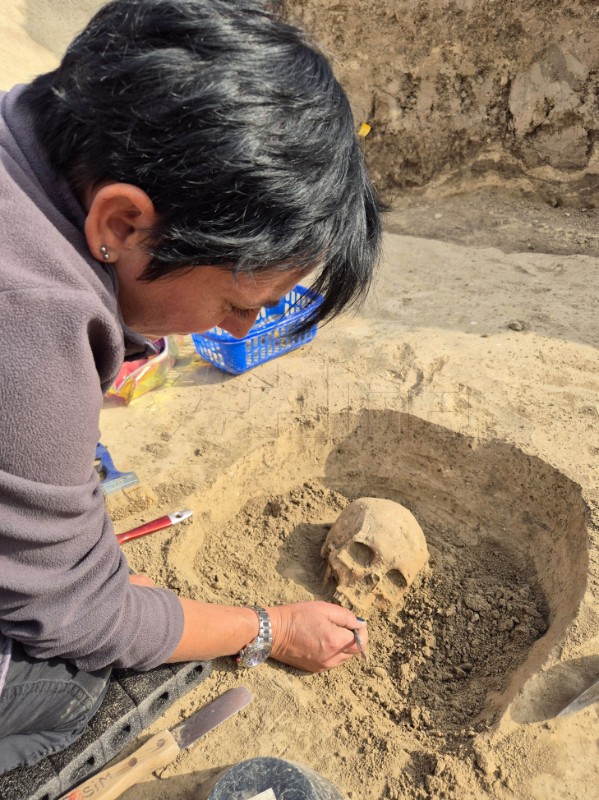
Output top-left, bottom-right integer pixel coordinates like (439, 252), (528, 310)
(322, 497), (429, 614)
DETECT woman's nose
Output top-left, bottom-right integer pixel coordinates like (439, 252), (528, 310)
(219, 309), (260, 339)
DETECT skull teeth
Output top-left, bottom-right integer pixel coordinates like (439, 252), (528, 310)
(334, 590), (355, 610)
(334, 590), (348, 606)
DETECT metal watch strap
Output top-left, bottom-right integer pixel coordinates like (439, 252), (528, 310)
(248, 605), (272, 648)
(236, 606), (272, 668)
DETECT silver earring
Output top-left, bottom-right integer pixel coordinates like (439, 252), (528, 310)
(100, 244), (111, 261)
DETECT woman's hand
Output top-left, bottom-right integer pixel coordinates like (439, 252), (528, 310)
(129, 573), (154, 588)
(266, 601), (367, 672)
(165, 596), (366, 670)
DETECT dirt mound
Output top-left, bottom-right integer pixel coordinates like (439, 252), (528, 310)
(394, 533), (548, 731)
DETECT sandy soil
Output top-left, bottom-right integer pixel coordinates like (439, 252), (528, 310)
(96, 206), (598, 800)
(1, 3), (599, 800)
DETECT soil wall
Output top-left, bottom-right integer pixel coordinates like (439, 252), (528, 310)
(286, 0), (599, 207)
(14, 1), (599, 207)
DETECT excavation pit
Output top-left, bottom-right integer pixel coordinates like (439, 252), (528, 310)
(192, 411), (589, 736)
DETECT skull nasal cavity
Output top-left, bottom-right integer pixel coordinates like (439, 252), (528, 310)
(386, 569), (408, 589)
(347, 541), (375, 567)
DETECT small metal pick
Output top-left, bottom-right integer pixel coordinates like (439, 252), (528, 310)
(353, 628), (367, 662)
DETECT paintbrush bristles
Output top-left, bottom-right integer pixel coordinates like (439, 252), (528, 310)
(104, 484), (158, 521)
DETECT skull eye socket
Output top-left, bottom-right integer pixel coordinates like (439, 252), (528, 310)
(386, 569), (408, 589)
(347, 541), (375, 567)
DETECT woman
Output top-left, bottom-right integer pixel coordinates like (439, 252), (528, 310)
(0, 0), (381, 772)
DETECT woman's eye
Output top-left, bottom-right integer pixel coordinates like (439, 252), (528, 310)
(231, 306), (256, 319)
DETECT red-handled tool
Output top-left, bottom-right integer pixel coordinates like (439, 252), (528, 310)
(116, 509), (193, 544)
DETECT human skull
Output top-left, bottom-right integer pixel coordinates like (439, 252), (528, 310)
(322, 497), (429, 614)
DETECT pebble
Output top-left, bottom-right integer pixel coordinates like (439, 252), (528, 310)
(508, 320), (525, 331)
(498, 619), (515, 632)
(372, 666), (387, 678)
(464, 594), (491, 613)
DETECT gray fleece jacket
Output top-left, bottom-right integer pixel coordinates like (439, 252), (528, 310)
(0, 85), (184, 689)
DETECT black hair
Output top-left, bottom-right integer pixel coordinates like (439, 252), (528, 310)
(24, 0), (382, 328)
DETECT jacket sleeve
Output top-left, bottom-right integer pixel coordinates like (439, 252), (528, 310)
(0, 287), (184, 670)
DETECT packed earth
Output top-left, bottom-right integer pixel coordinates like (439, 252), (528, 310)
(2, 1), (599, 799)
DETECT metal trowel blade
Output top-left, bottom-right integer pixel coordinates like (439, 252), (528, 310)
(557, 677), (599, 717)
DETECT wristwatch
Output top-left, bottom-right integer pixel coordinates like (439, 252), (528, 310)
(236, 606), (272, 668)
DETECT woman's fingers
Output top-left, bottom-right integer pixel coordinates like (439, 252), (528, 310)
(266, 601), (368, 672)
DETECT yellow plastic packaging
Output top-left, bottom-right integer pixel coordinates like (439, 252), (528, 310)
(106, 336), (181, 404)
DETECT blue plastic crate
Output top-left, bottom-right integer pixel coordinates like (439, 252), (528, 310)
(191, 285), (323, 374)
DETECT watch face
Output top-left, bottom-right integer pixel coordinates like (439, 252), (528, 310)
(241, 643), (271, 668)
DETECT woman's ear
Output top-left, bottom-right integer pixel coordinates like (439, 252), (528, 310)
(84, 183), (159, 266)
